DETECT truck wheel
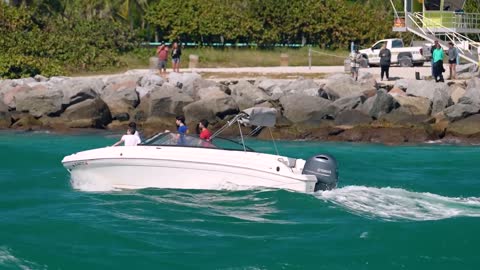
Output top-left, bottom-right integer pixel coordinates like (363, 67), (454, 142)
(399, 56), (413, 67)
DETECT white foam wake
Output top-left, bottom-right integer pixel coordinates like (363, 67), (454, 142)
(70, 173), (117, 192)
(0, 247), (43, 270)
(316, 186), (480, 221)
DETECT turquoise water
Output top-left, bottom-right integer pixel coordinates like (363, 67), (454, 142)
(1, 131), (480, 269)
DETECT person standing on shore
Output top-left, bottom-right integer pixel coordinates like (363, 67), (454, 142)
(432, 40), (445, 82)
(171, 41), (182, 73)
(379, 44), (391, 81)
(432, 41), (445, 82)
(157, 42), (168, 77)
(350, 47), (361, 81)
(447, 41), (458, 80)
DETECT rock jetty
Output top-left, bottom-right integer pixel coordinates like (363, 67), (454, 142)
(1, 70), (480, 144)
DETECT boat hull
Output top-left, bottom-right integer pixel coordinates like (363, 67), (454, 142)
(62, 146), (317, 193)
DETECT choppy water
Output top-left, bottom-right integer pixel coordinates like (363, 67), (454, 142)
(1, 131), (479, 269)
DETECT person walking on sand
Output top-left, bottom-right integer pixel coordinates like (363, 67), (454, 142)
(157, 42), (169, 77)
(447, 41), (458, 80)
(171, 41), (182, 73)
(379, 44), (391, 81)
(350, 46), (362, 81)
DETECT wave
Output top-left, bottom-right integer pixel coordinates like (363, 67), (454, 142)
(0, 247), (43, 270)
(316, 186), (480, 221)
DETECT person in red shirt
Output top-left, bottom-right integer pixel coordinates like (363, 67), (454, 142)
(198, 119), (212, 141)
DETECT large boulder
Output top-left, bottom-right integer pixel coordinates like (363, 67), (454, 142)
(332, 95), (365, 112)
(167, 72), (202, 96)
(147, 84), (194, 118)
(1, 84), (32, 109)
(279, 94), (333, 123)
(0, 101), (11, 128)
(183, 93), (239, 123)
(443, 103), (480, 122)
(280, 79), (321, 96)
(322, 73), (376, 100)
(459, 77), (480, 105)
(100, 78), (139, 118)
(334, 110), (372, 126)
(62, 98), (112, 128)
(367, 89), (399, 119)
(230, 80), (269, 110)
(403, 80), (448, 100)
(15, 87), (64, 117)
(55, 78), (103, 107)
(447, 114), (480, 135)
(379, 108), (432, 125)
(450, 84), (466, 104)
(256, 79), (288, 100)
(393, 95), (432, 116)
(137, 73), (165, 98)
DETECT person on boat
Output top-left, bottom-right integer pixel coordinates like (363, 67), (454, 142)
(112, 126), (141, 147)
(197, 119), (212, 141)
(176, 115), (188, 145)
(128, 121), (143, 142)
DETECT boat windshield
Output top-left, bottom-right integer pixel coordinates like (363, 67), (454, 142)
(141, 132), (254, 152)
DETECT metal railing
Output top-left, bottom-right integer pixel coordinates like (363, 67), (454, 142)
(407, 12), (480, 64)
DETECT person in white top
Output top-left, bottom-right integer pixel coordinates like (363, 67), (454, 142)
(112, 127), (141, 146)
(129, 121), (142, 142)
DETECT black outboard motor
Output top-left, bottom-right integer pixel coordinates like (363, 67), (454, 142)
(302, 154), (338, 191)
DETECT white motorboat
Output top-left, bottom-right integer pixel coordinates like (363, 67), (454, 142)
(62, 107), (338, 193)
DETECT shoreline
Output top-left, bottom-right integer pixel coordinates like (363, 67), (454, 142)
(1, 66), (479, 145)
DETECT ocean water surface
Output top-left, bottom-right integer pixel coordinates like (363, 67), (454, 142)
(0, 131), (479, 269)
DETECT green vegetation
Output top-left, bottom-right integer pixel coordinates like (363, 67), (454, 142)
(0, 0), (475, 78)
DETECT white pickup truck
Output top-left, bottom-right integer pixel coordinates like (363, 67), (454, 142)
(359, 38), (429, 67)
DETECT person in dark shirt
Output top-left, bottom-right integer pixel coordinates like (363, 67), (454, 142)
(171, 41), (182, 73)
(379, 44), (391, 81)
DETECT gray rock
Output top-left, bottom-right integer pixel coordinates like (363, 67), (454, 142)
(450, 84), (466, 104)
(15, 87), (64, 117)
(147, 84), (194, 117)
(1, 84), (32, 109)
(0, 100), (11, 127)
(334, 110), (372, 126)
(460, 77), (480, 105)
(405, 80), (449, 101)
(34, 74), (48, 82)
(443, 103), (480, 122)
(323, 73), (376, 100)
(167, 72), (202, 96)
(101, 78), (139, 116)
(393, 95), (432, 115)
(279, 94), (333, 123)
(447, 114), (480, 135)
(62, 98), (112, 128)
(432, 85), (453, 114)
(380, 108), (432, 125)
(56, 78), (103, 107)
(393, 79), (409, 91)
(137, 73), (165, 99)
(281, 79), (321, 96)
(368, 89), (399, 119)
(183, 95), (239, 123)
(230, 80), (269, 110)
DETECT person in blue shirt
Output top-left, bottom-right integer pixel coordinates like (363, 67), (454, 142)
(176, 115), (188, 145)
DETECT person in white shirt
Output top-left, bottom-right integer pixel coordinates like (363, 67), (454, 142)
(129, 121), (142, 142)
(112, 127), (141, 146)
